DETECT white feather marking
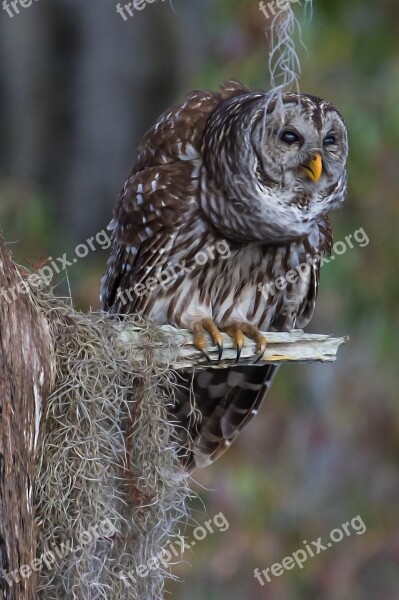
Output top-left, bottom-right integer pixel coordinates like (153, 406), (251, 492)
(191, 164), (202, 178)
(178, 144), (201, 161)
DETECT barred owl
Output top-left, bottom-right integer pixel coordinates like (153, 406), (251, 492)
(101, 80), (348, 469)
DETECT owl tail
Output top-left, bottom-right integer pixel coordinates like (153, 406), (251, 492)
(170, 364), (279, 470)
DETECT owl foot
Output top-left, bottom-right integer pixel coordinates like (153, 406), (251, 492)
(193, 318), (223, 361)
(224, 322), (267, 363)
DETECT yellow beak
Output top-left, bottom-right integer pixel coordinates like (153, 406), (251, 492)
(300, 153), (323, 182)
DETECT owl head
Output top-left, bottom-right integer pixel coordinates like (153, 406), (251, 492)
(202, 91), (348, 243)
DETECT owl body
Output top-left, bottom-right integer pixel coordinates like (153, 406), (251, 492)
(128, 234), (324, 333)
(101, 80), (347, 468)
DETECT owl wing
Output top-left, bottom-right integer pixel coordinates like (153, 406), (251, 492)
(100, 162), (195, 315)
(296, 215), (333, 328)
(101, 80), (250, 315)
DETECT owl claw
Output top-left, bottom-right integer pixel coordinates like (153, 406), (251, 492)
(225, 322), (267, 363)
(254, 346), (267, 363)
(235, 345), (242, 363)
(193, 318), (223, 361)
(202, 349), (212, 362)
(224, 324), (245, 362)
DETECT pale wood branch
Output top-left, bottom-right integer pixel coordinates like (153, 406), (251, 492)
(121, 326), (349, 369)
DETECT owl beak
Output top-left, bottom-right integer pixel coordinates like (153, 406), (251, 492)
(300, 153), (323, 182)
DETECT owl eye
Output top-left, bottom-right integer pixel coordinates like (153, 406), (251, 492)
(280, 130), (302, 145)
(324, 134), (336, 145)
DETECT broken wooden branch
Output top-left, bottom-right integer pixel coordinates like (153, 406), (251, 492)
(121, 326), (348, 369)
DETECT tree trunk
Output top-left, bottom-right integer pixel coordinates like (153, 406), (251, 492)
(0, 238), (54, 599)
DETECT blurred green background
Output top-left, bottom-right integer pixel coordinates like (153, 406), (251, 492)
(1, 0), (398, 598)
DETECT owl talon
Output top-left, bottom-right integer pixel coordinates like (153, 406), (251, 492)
(225, 324), (245, 362)
(225, 322), (267, 362)
(201, 349), (212, 362)
(193, 318), (223, 361)
(235, 345), (242, 363)
(254, 346), (267, 363)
